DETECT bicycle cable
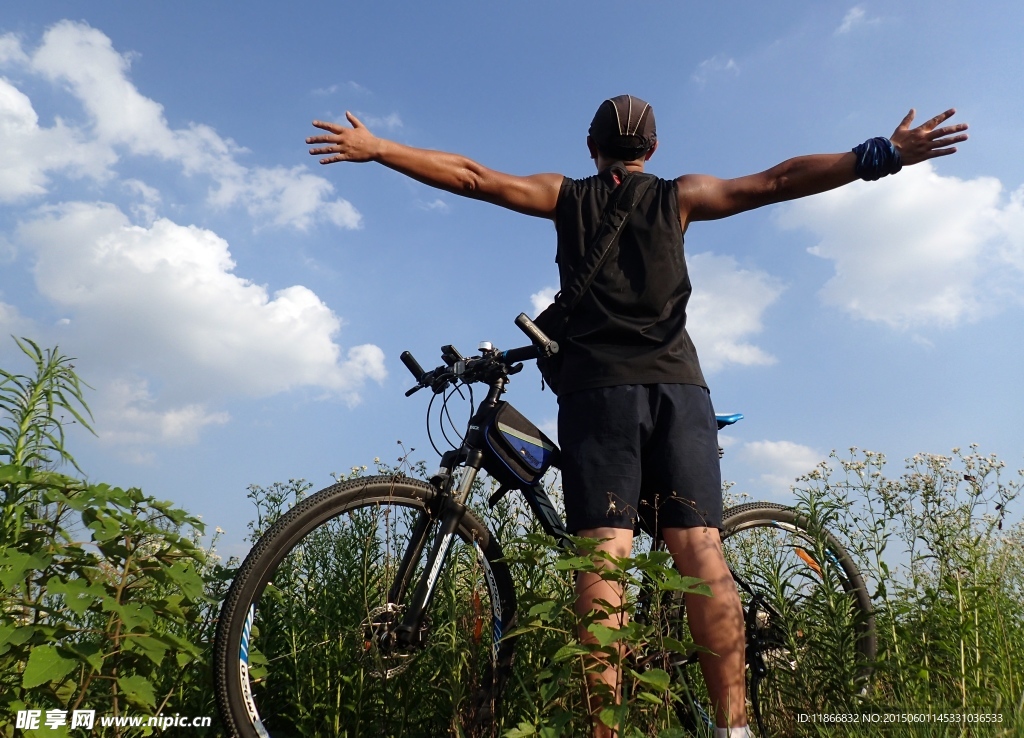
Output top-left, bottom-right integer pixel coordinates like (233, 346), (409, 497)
(426, 380), (474, 456)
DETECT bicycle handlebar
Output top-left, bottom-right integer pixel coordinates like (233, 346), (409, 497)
(400, 351), (426, 382)
(401, 314), (560, 396)
(514, 313), (558, 357)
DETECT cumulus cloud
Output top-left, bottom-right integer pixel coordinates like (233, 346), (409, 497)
(686, 252), (784, 372)
(15, 202), (386, 447)
(777, 163), (1024, 329)
(0, 20), (359, 230)
(740, 440), (823, 496)
(0, 76), (117, 201)
(692, 55), (739, 88)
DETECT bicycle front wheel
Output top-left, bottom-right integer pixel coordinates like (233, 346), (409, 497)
(213, 475), (518, 738)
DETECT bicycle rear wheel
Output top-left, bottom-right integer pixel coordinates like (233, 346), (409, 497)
(648, 502), (876, 736)
(213, 475), (517, 738)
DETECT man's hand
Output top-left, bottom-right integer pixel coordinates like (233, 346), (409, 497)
(889, 108), (969, 166)
(306, 113), (380, 164)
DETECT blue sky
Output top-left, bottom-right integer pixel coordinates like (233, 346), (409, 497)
(2, 1), (1021, 555)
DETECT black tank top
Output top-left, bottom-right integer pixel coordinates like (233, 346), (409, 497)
(553, 169), (707, 394)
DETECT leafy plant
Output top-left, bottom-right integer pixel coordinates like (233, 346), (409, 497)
(0, 338), (215, 737)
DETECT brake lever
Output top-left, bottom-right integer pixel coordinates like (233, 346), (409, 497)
(430, 370), (455, 394)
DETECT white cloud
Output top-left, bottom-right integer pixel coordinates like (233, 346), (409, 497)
(15, 202), (386, 447)
(312, 81), (370, 96)
(209, 164), (362, 231)
(692, 55), (739, 88)
(686, 252), (784, 372)
(777, 163), (1024, 329)
(0, 301), (33, 336)
(98, 377), (230, 447)
(122, 178), (161, 224)
(0, 20), (359, 230)
(0, 76), (117, 201)
(741, 440), (823, 496)
(0, 33), (29, 65)
(356, 112), (403, 131)
(835, 6), (880, 35)
(415, 198), (450, 214)
(530, 286), (557, 317)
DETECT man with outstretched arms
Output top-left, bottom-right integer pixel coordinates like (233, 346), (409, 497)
(307, 97), (966, 738)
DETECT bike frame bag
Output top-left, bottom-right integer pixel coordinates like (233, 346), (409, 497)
(482, 401), (559, 488)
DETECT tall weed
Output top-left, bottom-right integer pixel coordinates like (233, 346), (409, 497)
(0, 339), (218, 737)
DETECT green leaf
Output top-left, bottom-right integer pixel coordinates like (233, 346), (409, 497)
(22, 644), (77, 689)
(539, 677), (562, 704)
(527, 599), (559, 620)
(632, 667), (671, 692)
(660, 571), (712, 595)
(554, 555), (596, 571)
(636, 691), (664, 705)
(101, 599), (156, 631)
(662, 636), (695, 655)
(552, 642), (590, 663)
(63, 642), (104, 673)
(117, 674), (156, 709)
(587, 623), (623, 647)
(45, 576), (105, 616)
(598, 705), (625, 729)
(160, 561), (206, 601)
(54, 677), (78, 704)
(0, 550), (52, 589)
(503, 722), (536, 738)
(87, 514), (123, 543)
(0, 623), (33, 651)
(126, 635), (170, 666)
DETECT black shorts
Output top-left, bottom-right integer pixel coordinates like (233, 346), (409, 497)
(557, 383), (723, 534)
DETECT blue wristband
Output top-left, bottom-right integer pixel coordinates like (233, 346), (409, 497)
(852, 137), (903, 181)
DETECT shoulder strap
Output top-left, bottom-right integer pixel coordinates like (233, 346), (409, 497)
(557, 172), (655, 313)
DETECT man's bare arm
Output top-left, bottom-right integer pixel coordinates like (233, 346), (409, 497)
(307, 113), (563, 219)
(677, 108), (969, 226)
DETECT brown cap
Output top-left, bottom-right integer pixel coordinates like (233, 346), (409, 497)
(588, 95), (657, 161)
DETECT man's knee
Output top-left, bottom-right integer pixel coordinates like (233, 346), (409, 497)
(576, 526), (634, 560)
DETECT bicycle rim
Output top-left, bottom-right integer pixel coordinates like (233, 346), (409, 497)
(214, 476), (517, 738)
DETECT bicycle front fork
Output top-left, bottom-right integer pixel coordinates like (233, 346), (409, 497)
(394, 455), (483, 646)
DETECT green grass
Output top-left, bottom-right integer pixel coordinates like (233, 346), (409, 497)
(220, 449), (1024, 737)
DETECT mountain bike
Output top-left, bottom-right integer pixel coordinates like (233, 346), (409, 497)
(213, 314), (876, 737)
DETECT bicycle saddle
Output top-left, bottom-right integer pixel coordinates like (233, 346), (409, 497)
(715, 413), (744, 430)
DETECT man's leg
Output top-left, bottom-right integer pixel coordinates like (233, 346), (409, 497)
(575, 526), (633, 738)
(661, 526), (747, 730)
